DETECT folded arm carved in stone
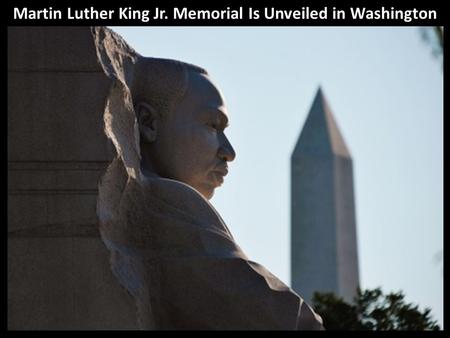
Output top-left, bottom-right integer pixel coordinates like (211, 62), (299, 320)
(92, 26), (324, 330)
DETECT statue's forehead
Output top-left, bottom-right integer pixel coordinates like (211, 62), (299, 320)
(185, 71), (227, 110)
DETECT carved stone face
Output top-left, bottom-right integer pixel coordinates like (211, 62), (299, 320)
(140, 70), (236, 200)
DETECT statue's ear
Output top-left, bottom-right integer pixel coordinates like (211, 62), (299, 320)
(136, 102), (158, 143)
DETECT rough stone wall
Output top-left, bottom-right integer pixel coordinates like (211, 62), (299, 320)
(8, 27), (138, 329)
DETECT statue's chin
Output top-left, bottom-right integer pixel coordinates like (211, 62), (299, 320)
(193, 184), (215, 201)
(203, 190), (214, 200)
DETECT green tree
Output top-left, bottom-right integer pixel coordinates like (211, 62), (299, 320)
(312, 287), (440, 330)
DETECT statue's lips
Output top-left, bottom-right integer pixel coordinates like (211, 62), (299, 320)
(210, 167), (228, 185)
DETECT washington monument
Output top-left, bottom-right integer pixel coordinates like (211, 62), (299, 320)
(291, 87), (359, 303)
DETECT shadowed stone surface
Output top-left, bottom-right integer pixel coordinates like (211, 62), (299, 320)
(8, 73), (111, 162)
(8, 27), (103, 72)
(291, 88), (360, 303)
(7, 27), (138, 329)
(8, 238), (137, 329)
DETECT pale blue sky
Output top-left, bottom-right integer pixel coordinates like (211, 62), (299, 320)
(110, 27), (443, 327)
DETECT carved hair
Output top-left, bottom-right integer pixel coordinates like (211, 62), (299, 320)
(132, 57), (207, 120)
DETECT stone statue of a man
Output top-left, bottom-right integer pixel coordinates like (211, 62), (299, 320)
(93, 27), (324, 330)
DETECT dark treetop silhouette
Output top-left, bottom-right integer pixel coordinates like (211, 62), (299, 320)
(93, 26), (324, 330)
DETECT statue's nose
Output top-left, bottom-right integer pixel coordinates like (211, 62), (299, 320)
(218, 135), (236, 162)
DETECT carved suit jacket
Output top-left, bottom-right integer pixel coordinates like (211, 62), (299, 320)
(99, 175), (324, 330)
